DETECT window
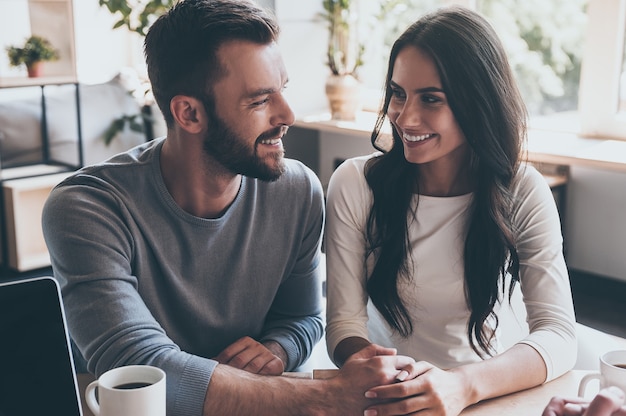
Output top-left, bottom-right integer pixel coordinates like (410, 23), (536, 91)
(578, 0), (626, 139)
(354, 0), (626, 140)
(356, 0), (468, 109)
(476, 0), (587, 118)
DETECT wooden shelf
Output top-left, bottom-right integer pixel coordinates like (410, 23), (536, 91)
(0, 75), (78, 88)
(0, 163), (70, 181)
(0, 0), (78, 272)
(0, 0), (77, 83)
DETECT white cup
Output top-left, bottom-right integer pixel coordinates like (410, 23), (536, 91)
(85, 365), (166, 416)
(578, 350), (626, 397)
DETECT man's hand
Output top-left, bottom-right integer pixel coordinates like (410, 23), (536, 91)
(213, 336), (285, 375)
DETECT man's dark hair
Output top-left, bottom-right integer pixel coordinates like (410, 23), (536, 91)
(144, 0), (280, 127)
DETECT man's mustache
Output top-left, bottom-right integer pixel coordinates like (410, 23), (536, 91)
(257, 126), (289, 142)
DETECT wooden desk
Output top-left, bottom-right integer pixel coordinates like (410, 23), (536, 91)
(77, 370), (591, 416)
(461, 370), (586, 415)
(77, 373), (96, 416)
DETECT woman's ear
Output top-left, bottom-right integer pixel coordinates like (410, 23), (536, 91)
(170, 95), (206, 134)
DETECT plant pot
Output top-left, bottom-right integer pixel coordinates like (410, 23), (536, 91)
(325, 74), (361, 121)
(26, 61), (44, 78)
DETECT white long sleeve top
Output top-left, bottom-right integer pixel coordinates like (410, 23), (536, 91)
(325, 154), (577, 382)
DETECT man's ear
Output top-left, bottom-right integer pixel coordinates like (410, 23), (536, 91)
(170, 95), (206, 134)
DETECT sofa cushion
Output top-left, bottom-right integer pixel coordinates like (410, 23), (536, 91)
(0, 91), (45, 167)
(0, 74), (157, 169)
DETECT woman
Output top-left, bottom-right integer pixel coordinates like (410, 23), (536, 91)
(325, 6), (577, 416)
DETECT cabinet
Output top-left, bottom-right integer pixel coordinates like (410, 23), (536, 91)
(1, 172), (72, 271)
(0, 82), (84, 272)
(0, 0), (80, 272)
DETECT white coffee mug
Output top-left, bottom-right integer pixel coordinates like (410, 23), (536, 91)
(578, 350), (626, 397)
(85, 365), (166, 416)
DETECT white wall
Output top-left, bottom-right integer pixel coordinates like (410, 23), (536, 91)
(274, 0), (328, 116)
(565, 166), (626, 281)
(72, 1), (142, 84)
(71, 0), (330, 112)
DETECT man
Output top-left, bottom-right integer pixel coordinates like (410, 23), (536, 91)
(43, 0), (414, 415)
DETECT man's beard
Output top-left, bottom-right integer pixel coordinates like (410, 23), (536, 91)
(202, 102), (286, 182)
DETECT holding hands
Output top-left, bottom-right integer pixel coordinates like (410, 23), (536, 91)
(362, 359), (471, 416)
(338, 343), (471, 416)
(329, 347), (418, 416)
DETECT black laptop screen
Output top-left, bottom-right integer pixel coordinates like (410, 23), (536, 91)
(0, 277), (82, 416)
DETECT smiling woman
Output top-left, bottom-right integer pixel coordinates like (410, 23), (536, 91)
(324, 7), (577, 416)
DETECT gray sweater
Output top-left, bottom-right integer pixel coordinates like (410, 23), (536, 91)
(42, 138), (325, 416)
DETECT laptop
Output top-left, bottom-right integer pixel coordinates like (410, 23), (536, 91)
(0, 276), (83, 416)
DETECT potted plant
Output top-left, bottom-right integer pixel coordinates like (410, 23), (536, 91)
(6, 35), (59, 78)
(319, 0), (365, 120)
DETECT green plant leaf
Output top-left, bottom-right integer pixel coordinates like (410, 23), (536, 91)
(5, 35), (59, 67)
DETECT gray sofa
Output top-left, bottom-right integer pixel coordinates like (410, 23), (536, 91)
(0, 73), (165, 170)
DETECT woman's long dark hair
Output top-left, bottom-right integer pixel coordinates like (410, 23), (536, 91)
(365, 6), (527, 357)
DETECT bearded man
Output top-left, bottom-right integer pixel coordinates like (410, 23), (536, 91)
(43, 0), (327, 414)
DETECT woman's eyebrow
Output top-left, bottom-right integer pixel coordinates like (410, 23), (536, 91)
(390, 80), (444, 94)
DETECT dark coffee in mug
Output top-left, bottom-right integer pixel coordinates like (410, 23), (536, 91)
(614, 364), (626, 369)
(114, 382), (153, 390)
(85, 365), (166, 416)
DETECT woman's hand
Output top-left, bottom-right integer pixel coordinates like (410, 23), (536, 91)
(362, 361), (473, 416)
(347, 343), (398, 361)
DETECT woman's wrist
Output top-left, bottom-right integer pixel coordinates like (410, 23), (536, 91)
(334, 336), (372, 365)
